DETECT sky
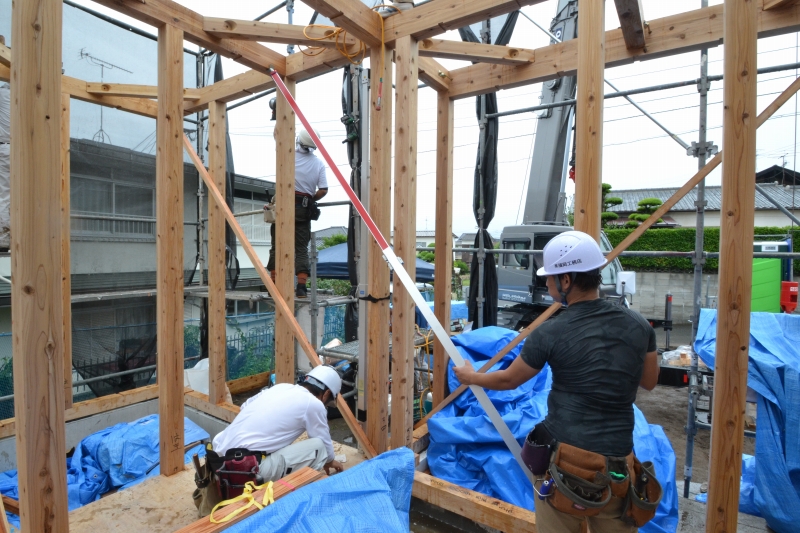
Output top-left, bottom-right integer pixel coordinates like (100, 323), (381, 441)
(8, 0), (800, 238)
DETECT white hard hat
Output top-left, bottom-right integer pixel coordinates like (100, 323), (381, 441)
(536, 231), (606, 277)
(306, 365), (342, 398)
(297, 129), (319, 149)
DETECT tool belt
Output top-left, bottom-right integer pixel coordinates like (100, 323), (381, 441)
(208, 448), (267, 500)
(538, 438), (663, 526)
(295, 193), (321, 220)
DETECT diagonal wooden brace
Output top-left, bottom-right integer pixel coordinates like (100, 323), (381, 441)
(605, 75), (800, 264)
(182, 134), (378, 459)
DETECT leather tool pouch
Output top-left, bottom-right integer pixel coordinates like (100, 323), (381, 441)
(192, 458), (222, 518)
(205, 448), (265, 501)
(547, 443), (612, 517)
(309, 201), (321, 221)
(622, 458), (663, 527)
(263, 202), (276, 224)
(521, 422), (556, 476)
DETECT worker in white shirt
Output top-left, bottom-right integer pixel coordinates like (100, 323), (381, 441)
(267, 128), (328, 298)
(211, 365), (344, 482)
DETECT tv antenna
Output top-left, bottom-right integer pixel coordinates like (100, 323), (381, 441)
(79, 48), (133, 144)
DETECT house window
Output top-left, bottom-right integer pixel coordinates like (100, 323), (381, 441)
(71, 175), (155, 238)
(234, 198), (271, 245)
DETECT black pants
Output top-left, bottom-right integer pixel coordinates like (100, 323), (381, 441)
(267, 202), (311, 276)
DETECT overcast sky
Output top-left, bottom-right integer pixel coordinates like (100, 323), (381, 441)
(44, 0), (800, 236)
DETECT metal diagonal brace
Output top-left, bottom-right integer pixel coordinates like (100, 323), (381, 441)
(266, 68), (537, 488)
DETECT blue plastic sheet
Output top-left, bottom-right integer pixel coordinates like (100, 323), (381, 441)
(415, 300), (469, 329)
(223, 448), (415, 533)
(0, 414), (208, 529)
(694, 309), (800, 533)
(427, 326), (678, 533)
(695, 454), (760, 517)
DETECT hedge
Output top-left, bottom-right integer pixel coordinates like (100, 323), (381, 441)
(605, 226), (800, 274)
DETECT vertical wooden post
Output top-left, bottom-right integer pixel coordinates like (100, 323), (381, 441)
(10, 0), (70, 528)
(157, 23), (186, 477)
(275, 78), (296, 384)
(573, 0), (605, 241)
(433, 91), (453, 408)
(61, 93), (73, 409)
(705, 0), (758, 531)
(208, 100), (227, 404)
(391, 35), (419, 450)
(367, 46), (393, 454)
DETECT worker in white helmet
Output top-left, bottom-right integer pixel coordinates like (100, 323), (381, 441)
(267, 128), (328, 298)
(454, 231), (661, 533)
(0, 39), (10, 252)
(210, 365), (344, 485)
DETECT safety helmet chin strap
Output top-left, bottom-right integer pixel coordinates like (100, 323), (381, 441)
(554, 273), (577, 305)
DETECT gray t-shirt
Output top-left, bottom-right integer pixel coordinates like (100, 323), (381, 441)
(521, 298), (656, 456)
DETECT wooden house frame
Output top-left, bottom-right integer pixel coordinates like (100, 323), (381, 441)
(2, 0), (800, 531)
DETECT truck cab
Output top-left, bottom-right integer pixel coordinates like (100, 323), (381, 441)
(496, 224), (626, 328)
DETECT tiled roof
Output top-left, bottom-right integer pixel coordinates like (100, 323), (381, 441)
(608, 183), (799, 213)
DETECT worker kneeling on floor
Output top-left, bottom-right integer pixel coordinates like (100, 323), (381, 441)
(454, 231), (663, 533)
(193, 366), (344, 516)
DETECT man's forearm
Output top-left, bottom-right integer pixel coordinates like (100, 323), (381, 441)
(313, 189), (328, 201)
(468, 370), (514, 391)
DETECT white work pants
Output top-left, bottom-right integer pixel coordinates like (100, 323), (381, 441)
(258, 437), (328, 482)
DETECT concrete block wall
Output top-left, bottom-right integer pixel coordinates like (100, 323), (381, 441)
(627, 272), (719, 324)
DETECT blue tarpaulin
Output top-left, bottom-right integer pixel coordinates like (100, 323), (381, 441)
(427, 326), (678, 533)
(693, 309), (800, 533)
(316, 243), (434, 282)
(415, 300), (469, 329)
(223, 448), (415, 533)
(0, 414), (208, 529)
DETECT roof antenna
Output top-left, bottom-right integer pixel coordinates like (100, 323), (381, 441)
(79, 48), (133, 144)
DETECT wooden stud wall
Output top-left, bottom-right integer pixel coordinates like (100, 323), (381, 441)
(706, 0), (759, 531)
(207, 100), (228, 405)
(366, 46), (393, 454)
(10, 0), (70, 528)
(433, 92), (454, 408)
(573, 0), (605, 241)
(275, 78), (297, 384)
(61, 93), (73, 409)
(390, 35), (419, 450)
(156, 23), (186, 477)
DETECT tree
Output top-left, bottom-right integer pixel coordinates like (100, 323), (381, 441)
(418, 251), (435, 263)
(318, 233), (347, 250)
(453, 259), (469, 274)
(626, 197), (663, 228)
(601, 183), (623, 228)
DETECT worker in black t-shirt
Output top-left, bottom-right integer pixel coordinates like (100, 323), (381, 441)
(454, 230), (659, 533)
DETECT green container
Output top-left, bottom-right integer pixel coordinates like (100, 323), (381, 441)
(751, 258), (781, 313)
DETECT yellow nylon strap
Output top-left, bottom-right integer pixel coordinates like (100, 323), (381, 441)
(209, 481), (274, 524)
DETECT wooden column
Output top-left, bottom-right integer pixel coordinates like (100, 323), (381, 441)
(208, 100), (227, 404)
(705, 0), (758, 531)
(274, 78), (296, 384)
(367, 45), (393, 454)
(10, 0), (70, 528)
(390, 35), (418, 450)
(433, 91), (453, 408)
(61, 93), (73, 409)
(156, 24), (186, 477)
(573, 0), (605, 241)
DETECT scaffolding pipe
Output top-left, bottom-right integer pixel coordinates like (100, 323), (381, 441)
(487, 61), (800, 120)
(421, 247), (800, 259)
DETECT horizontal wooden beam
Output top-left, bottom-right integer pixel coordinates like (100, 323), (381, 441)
(449, 2), (800, 98)
(764, 0), (798, 9)
(0, 43), (9, 67)
(185, 69), (275, 114)
(299, 0), (382, 48)
(85, 82), (201, 100)
(614, 0), (647, 49)
(418, 56), (451, 92)
(183, 389), (240, 423)
(226, 372), (272, 395)
(0, 64), (8, 82)
(420, 38), (534, 65)
(0, 384), (160, 440)
(90, 0), (287, 75)
(413, 472), (538, 532)
(203, 17), (360, 48)
(383, 0), (546, 43)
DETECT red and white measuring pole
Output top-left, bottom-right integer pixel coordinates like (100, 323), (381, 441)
(268, 69), (535, 487)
